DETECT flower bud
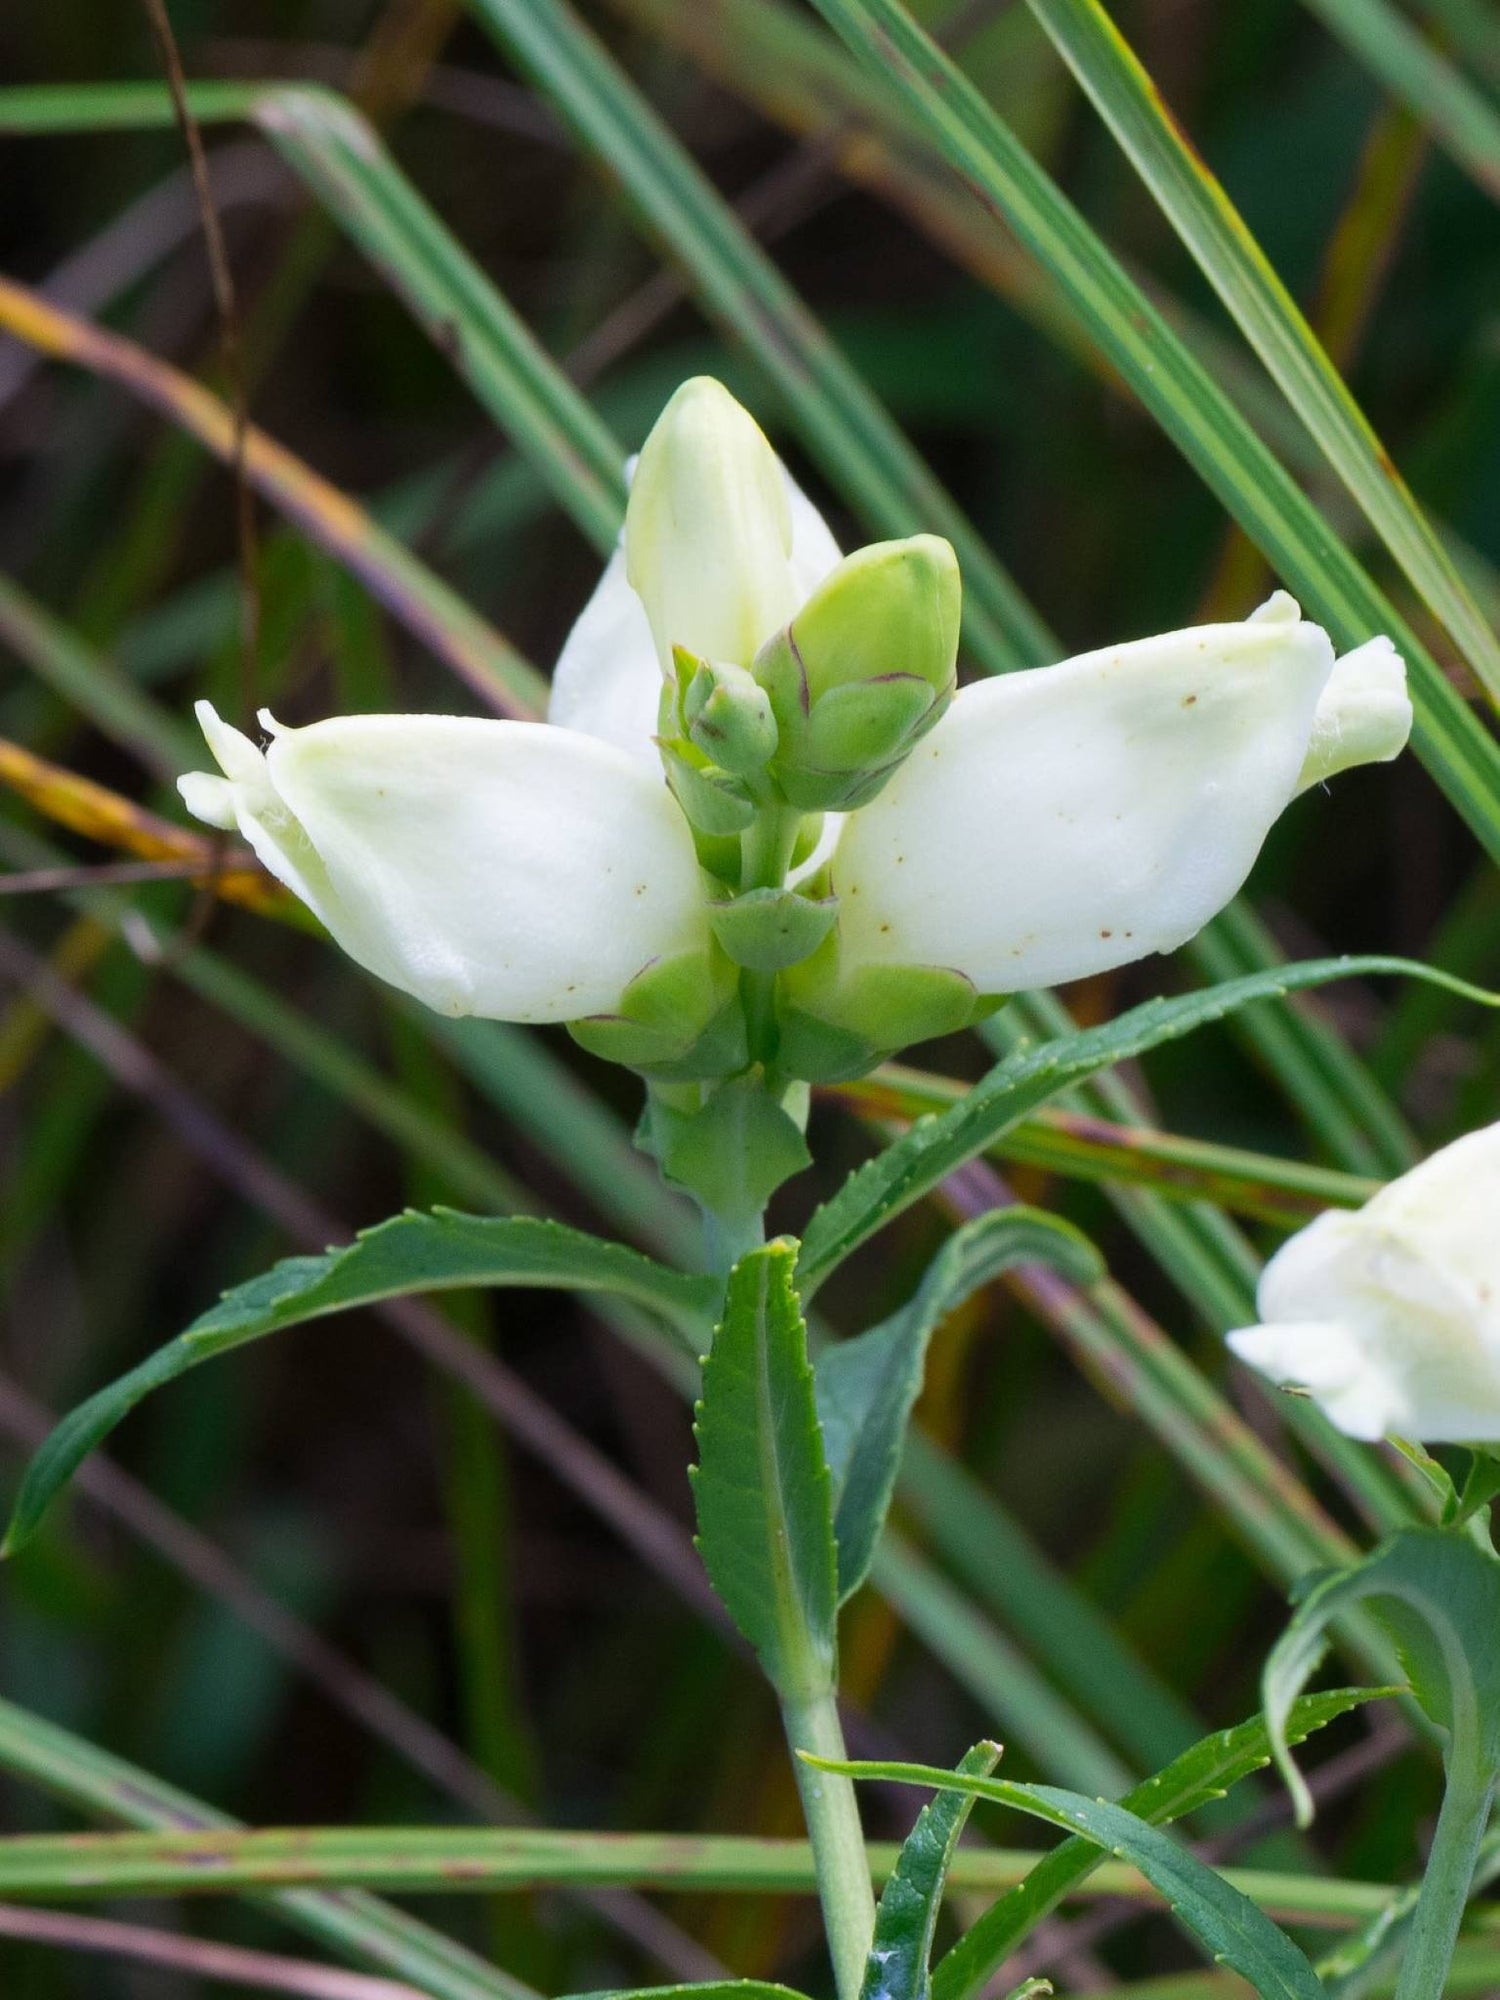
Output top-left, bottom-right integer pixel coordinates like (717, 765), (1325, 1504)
(625, 377), (799, 671)
(753, 535), (960, 810)
(1228, 1121), (1500, 1441)
(679, 652), (779, 777)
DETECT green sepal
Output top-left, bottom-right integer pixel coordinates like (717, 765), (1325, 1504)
(569, 948), (746, 1080)
(660, 739), (759, 837)
(774, 1005), (880, 1087)
(777, 946), (981, 1082)
(646, 1071), (812, 1220)
(710, 887), (839, 972)
(805, 676), (936, 767)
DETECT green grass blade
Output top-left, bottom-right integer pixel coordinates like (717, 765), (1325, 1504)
(1026, 0), (1500, 707)
(0, 1697), (536, 2000)
(0, 82), (626, 557)
(461, 0), (1054, 677)
(1298, 0), (1500, 202)
(842, 1063), (1380, 1224)
(0, 1821), (1439, 1925)
(800, 0), (1500, 862)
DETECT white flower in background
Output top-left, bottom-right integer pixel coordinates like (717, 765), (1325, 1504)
(1228, 1122), (1500, 1442)
(180, 373), (1414, 1063)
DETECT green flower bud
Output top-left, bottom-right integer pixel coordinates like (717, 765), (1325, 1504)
(754, 534), (961, 810)
(679, 650), (779, 777)
(625, 377), (797, 670)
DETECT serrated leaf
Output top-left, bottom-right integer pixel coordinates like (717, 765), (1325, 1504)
(929, 1686), (1392, 2000)
(797, 957), (1499, 1297)
(5, 1213), (719, 1555)
(808, 1754), (1331, 2000)
(1265, 1527), (1500, 1825)
(816, 1209), (1101, 1602)
(861, 1741), (1000, 2000)
(691, 1242), (838, 1694)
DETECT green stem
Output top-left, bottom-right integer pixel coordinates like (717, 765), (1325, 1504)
(703, 1200), (767, 1274)
(1395, 1760), (1496, 2000)
(781, 1687), (877, 2000)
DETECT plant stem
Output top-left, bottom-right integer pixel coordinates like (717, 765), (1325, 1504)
(780, 1687), (876, 2000)
(703, 1201), (766, 1274)
(1395, 1760), (1496, 2000)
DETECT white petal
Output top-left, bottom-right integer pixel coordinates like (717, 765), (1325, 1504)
(183, 704), (709, 1024)
(625, 376), (800, 669)
(1227, 1322), (1408, 1441)
(829, 600), (1334, 993)
(549, 442), (841, 763)
(1296, 635), (1412, 792)
(548, 541), (662, 765)
(177, 770), (240, 831)
(785, 467), (842, 599)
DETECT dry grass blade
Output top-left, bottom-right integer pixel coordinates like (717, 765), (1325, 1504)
(0, 277), (543, 716)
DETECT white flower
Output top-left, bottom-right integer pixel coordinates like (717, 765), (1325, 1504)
(823, 592), (1411, 996)
(179, 702), (707, 1024)
(1228, 1122), (1500, 1442)
(179, 374), (1414, 1064)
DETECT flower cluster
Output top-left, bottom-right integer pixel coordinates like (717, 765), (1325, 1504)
(182, 376), (1412, 1098)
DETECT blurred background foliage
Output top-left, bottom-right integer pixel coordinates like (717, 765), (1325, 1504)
(0, 0), (1497, 1992)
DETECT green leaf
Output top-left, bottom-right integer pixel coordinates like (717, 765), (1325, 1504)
(1265, 1528), (1500, 1824)
(797, 955), (1499, 1297)
(4, 1213), (719, 1556)
(806, 1756), (1331, 2000)
(691, 1242), (838, 1695)
(861, 1741), (1000, 2000)
(816, 1208), (1101, 1602)
(930, 1686), (1392, 2000)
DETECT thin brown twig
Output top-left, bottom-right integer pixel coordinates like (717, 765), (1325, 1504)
(0, 1903), (426, 2000)
(0, 858), (255, 897)
(137, 0), (260, 729)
